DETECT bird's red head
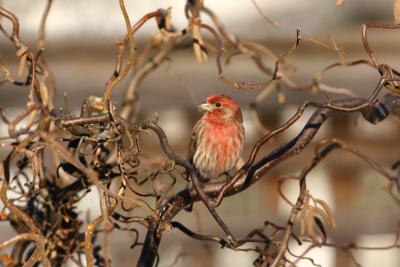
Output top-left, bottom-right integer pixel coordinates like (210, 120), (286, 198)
(198, 94), (242, 124)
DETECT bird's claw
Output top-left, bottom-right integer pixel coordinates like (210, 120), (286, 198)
(223, 172), (233, 180)
(207, 199), (217, 208)
(227, 235), (239, 248)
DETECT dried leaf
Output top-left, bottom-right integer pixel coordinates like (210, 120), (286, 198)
(305, 208), (319, 242)
(336, 0), (345, 6)
(15, 46), (28, 57)
(39, 80), (49, 106)
(0, 209), (6, 220)
(0, 253), (14, 267)
(300, 193), (337, 242)
(313, 216), (327, 242)
(299, 206), (309, 236)
(314, 198), (337, 229)
(16, 46), (28, 78)
(278, 92), (286, 104)
(394, 0), (400, 24)
(17, 53), (27, 78)
(32, 154), (41, 181)
(299, 194), (311, 235)
(313, 206), (331, 226)
(188, 0), (204, 10)
(299, 214), (306, 236)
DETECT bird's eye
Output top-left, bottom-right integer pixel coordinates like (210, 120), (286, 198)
(215, 102), (221, 107)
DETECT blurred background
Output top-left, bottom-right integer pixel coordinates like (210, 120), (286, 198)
(1, 0), (400, 266)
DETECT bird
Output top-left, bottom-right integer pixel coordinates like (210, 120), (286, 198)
(187, 94), (245, 182)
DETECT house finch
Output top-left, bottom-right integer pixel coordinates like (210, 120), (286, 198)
(187, 95), (245, 181)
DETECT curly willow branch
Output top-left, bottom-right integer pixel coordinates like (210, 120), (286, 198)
(103, 0), (136, 108)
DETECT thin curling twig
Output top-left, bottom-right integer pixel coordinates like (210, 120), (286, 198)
(103, 0), (136, 108)
(0, 7), (22, 47)
(362, 23), (400, 68)
(37, 0), (53, 51)
(105, 10), (166, 91)
(37, 0), (56, 109)
(251, 0), (279, 28)
(120, 36), (178, 120)
(0, 166), (50, 267)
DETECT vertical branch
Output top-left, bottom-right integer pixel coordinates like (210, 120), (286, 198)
(137, 221), (162, 267)
(37, 0), (53, 51)
(103, 0), (136, 108)
(37, 0), (56, 109)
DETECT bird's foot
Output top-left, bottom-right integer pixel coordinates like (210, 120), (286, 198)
(227, 235), (239, 248)
(223, 172), (233, 180)
(206, 199), (217, 208)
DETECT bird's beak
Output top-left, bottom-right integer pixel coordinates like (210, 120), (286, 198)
(198, 102), (213, 113)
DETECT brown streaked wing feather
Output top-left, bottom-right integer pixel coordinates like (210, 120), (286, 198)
(187, 126), (198, 164)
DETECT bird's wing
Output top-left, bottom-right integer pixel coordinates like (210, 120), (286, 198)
(187, 118), (203, 164)
(187, 129), (197, 164)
